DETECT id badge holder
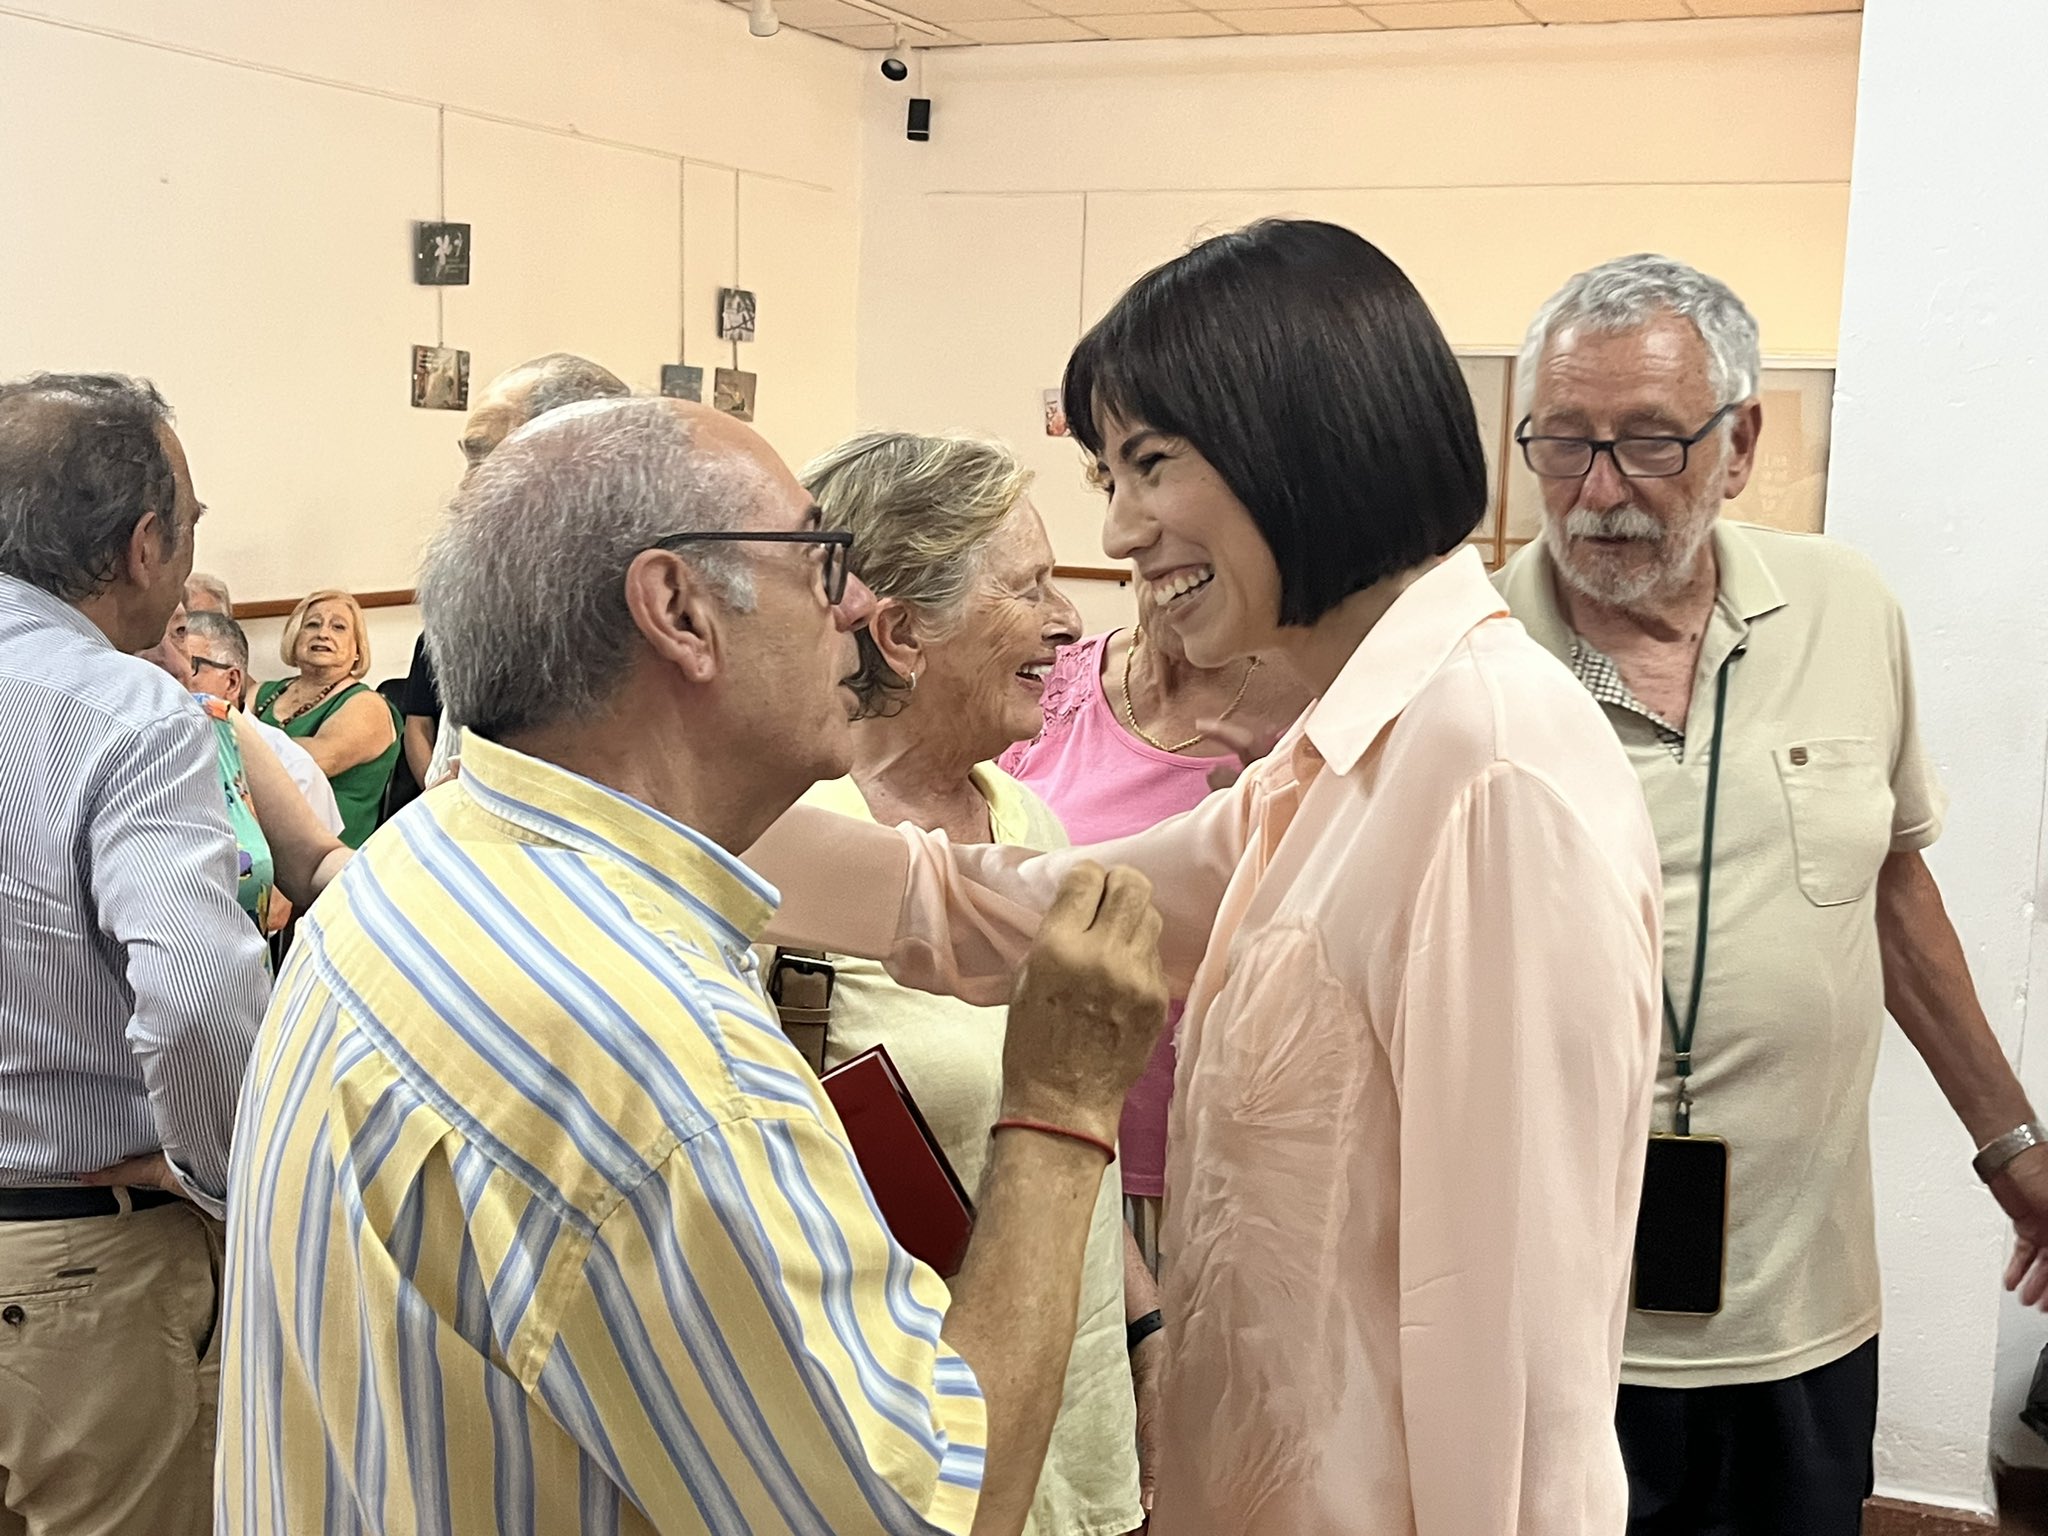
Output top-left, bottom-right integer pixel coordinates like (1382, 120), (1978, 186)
(1632, 1133), (1730, 1316)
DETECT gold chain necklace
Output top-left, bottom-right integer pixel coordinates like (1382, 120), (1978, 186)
(1119, 625), (1257, 755)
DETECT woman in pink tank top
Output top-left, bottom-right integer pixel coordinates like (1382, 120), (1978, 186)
(1002, 585), (1308, 1229)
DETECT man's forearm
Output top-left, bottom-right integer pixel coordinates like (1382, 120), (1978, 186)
(941, 1129), (1107, 1536)
(1878, 849), (2033, 1146)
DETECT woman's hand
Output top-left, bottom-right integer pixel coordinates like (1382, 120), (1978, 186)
(1197, 717), (1285, 794)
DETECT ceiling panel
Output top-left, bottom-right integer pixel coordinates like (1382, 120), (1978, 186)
(1689, 0), (1861, 13)
(1211, 5), (1385, 26)
(1080, 10), (1238, 34)
(946, 15), (1103, 39)
(1522, 0), (1688, 19)
(727, 0), (1863, 51)
(1361, 0), (1534, 24)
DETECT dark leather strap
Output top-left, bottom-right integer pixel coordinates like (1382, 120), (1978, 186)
(0, 1186), (182, 1221)
(767, 948), (835, 1075)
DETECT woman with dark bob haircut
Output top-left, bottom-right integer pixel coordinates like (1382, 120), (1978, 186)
(751, 220), (1663, 1535)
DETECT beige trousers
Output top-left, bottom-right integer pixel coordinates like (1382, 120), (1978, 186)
(0, 1200), (222, 1536)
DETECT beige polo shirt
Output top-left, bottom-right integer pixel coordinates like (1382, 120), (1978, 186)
(1498, 522), (1946, 1387)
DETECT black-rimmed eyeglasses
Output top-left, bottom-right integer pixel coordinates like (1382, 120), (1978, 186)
(189, 655), (239, 678)
(1516, 403), (1737, 481)
(650, 529), (855, 605)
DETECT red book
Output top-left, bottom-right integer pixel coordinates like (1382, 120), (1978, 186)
(820, 1045), (976, 1279)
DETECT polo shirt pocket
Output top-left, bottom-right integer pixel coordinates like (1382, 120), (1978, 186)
(1774, 737), (1895, 906)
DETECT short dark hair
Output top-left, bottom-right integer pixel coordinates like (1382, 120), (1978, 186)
(0, 373), (178, 603)
(1062, 220), (1487, 628)
(515, 354), (630, 421)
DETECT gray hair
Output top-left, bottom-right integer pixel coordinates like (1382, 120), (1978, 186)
(802, 431), (1032, 713)
(515, 353), (631, 421)
(418, 398), (761, 741)
(185, 570), (233, 614)
(1516, 254), (1762, 414)
(184, 608), (249, 670)
(0, 373), (177, 603)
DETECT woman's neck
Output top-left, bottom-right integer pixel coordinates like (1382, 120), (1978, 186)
(1277, 561), (1437, 696)
(294, 659), (350, 690)
(1116, 626), (1259, 758)
(849, 703), (994, 841)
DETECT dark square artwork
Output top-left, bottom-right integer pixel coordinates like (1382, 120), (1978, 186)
(413, 222), (471, 285)
(718, 288), (757, 343)
(661, 364), (705, 402)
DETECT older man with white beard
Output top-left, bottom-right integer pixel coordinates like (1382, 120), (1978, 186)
(1496, 254), (2048, 1536)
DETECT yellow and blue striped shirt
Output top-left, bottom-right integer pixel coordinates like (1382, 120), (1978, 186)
(217, 732), (987, 1535)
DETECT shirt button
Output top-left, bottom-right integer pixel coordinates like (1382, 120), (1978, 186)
(2, 1305), (23, 1326)
(1790, 746), (1809, 767)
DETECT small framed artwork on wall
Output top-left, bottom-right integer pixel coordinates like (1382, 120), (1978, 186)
(413, 222), (471, 285)
(411, 345), (470, 410)
(718, 289), (757, 343)
(713, 368), (757, 422)
(661, 364), (704, 402)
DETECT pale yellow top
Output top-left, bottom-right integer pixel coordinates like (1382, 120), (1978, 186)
(797, 766), (1141, 1536)
(1499, 521), (1946, 1387)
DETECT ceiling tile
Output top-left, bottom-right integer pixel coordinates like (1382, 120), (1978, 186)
(757, 0), (886, 26)
(1192, 0), (1348, 10)
(810, 21), (916, 44)
(886, 0), (1051, 20)
(1076, 9), (1237, 33)
(944, 14), (1102, 38)
(1687, 0), (1860, 13)
(1520, 0), (1687, 18)
(1361, 0), (1533, 24)
(1212, 6), (1385, 28)
(1032, 0), (1195, 14)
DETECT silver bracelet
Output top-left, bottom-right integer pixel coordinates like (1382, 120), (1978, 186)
(1974, 1122), (2048, 1183)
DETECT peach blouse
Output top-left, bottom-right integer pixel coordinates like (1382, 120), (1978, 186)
(754, 549), (1663, 1535)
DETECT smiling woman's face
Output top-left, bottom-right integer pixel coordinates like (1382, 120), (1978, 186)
(1093, 414), (1282, 670)
(913, 501), (1080, 756)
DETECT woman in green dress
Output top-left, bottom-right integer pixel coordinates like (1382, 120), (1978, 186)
(253, 588), (399, 848)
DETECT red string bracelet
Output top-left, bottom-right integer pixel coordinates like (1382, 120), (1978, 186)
(992, 1118), (1117, 1165)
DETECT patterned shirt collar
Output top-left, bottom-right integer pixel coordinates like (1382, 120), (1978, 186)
(1568, 639), (1687, 761)
(454, 729), (779, 948)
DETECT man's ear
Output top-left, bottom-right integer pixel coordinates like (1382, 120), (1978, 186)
(624, 548), (724, 685)
(125, 509), (168, 588)
(1720, 399), (1764, 502)
(865, 598), (922, 685)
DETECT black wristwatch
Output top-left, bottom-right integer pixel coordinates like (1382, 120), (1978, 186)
(1126, 1309), (1164, 1352)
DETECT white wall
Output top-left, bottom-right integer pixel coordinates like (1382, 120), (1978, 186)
(0, 0), (867, 674)
(1828, 0), (2048, 1508)
(853, 14), (1858, 636)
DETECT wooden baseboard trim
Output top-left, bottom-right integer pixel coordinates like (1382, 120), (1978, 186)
(1862, 1494), (1997, 1533)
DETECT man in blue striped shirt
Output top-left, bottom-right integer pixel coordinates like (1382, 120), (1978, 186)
(219, 396), (1170, 1535)
(0, 374), (270, 1534)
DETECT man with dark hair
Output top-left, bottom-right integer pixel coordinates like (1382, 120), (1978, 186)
(0, 373), (268, 1535)
(402, 352), (632, 788)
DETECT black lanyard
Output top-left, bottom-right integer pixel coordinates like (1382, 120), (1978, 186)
(1663, 648), (1740, 1136)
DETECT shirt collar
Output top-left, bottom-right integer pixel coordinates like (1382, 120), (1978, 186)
(0, 573), (121, 650)
(455, 730), (778, 946)
(1303, 547), (1509, 777)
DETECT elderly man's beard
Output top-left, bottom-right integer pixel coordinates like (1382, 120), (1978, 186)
(1550, 498), (1718, 610)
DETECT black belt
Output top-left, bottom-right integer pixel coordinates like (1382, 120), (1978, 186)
(0, 1186), (181, 1222)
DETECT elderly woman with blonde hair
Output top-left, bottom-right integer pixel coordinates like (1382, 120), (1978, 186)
(779, 430), (1147, 1535)
(253, 588), (399, 847)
